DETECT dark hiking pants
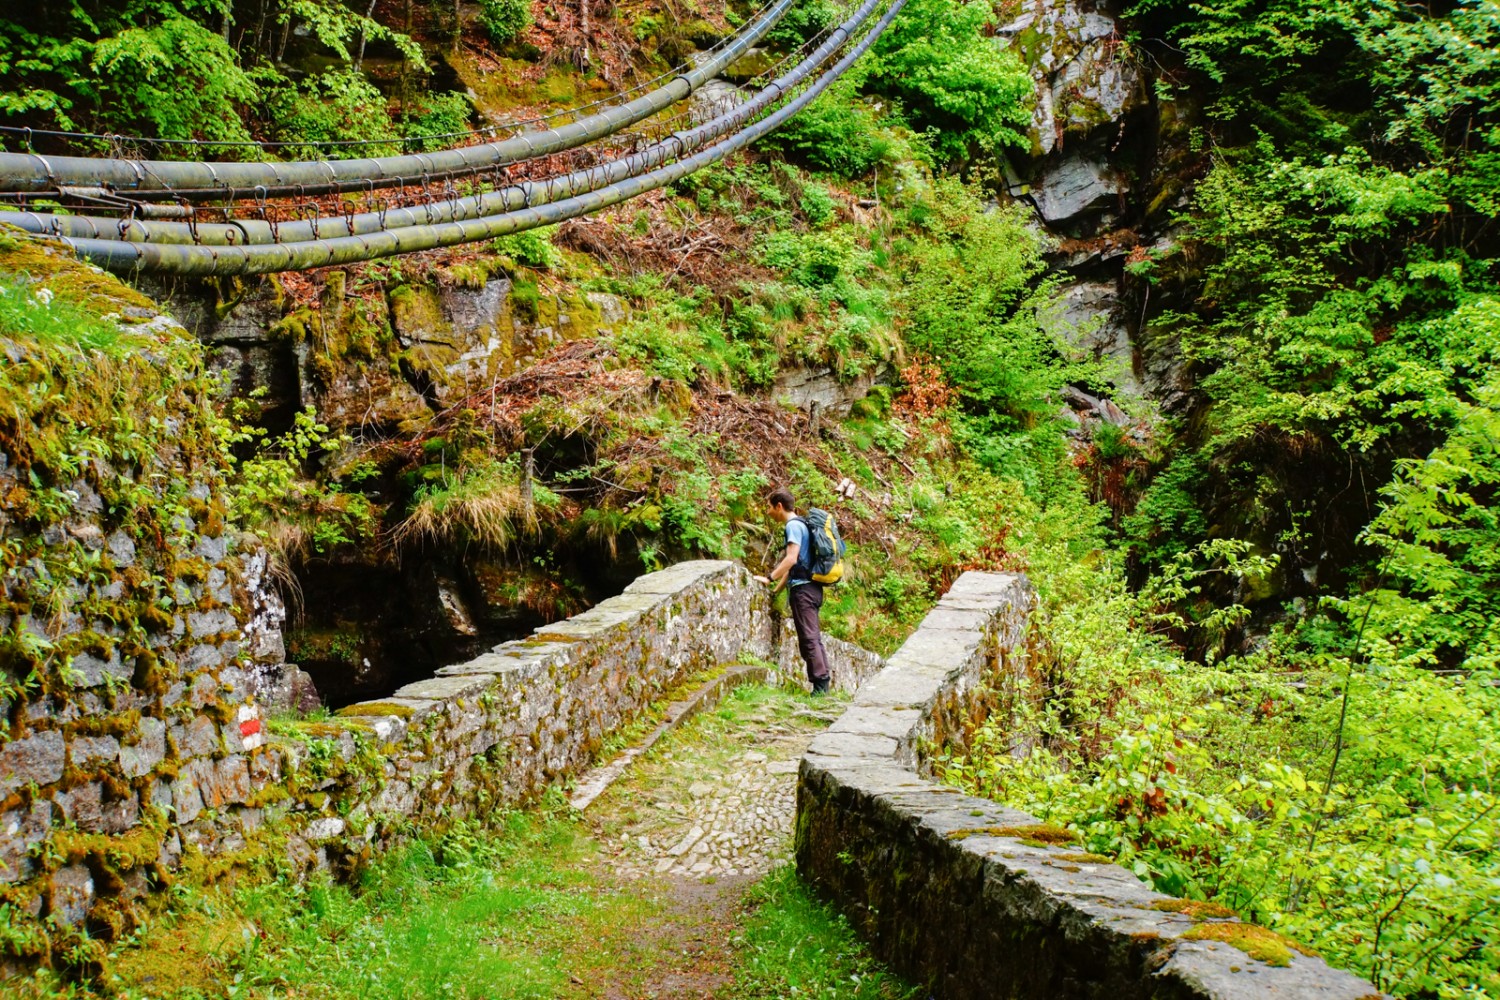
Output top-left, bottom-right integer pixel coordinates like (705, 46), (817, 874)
(788, 582), (831, 686)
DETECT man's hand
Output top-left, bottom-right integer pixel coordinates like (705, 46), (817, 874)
(752, 575), (771, 585)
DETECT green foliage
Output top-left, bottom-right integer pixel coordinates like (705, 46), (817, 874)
(478, 0), (532, 47)
(896, 182), (1112, 483)
(762, 79), (906, 176)
(861, 0), (1032, 163)
(730, 865), (923, 999)
(266, 69), (398, 155)
(0, 0), (430, 147)
(1124, 1), (1500, 659)
(225, 404), (377, 557)
(935, 472), (1500, 997)
(88, 17), (259, 144)
(279, 0), (425, 67)
(491, 225), (561, 270)
(400, 91), (474, 153)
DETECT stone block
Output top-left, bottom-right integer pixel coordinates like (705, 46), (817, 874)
(187, 608), (237, 638)
(0, 730), (65, 793)
(181, 715), (220, 758)
(49, 864), (94, 926)
(304, 817), (345, 841)
(56, 781), (105, 831)
(0, 801), (52, 883)
(106, 530), (136, 568)
(120, 718), (167, 778)
(69, 734), (120, 767)
(182, 644), (224, 672)
(194, 535), (229, 562)
(172, 759), (213, 823)
(101, 791), (140, 834)
(202, 756), (251, 809)
(189, 671), (221, 706)
(435, 651), (533, 678)
(884, 630), (989, 674)
(391, 674), (493, 703)
(68, 649), (130, 687)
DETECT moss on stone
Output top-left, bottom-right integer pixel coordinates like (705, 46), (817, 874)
(1054, 851), (1113, 864)
(1152, 898), (1238, 920)
(338, 701), (416, 719)
(947, 822), (1078, 844)
(1180, 921), (1315, 967)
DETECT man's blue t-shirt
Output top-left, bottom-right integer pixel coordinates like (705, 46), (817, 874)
(785, 517), (812, 587)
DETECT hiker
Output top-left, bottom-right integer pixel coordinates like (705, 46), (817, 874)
(758, 487), (832, 694)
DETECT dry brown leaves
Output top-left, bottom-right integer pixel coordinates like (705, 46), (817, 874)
(559, 192), (770, 293)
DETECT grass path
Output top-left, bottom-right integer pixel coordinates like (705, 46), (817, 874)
(14, 683), (919, 1000)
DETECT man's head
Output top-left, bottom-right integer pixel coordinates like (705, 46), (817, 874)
(767, 487), (796, 522)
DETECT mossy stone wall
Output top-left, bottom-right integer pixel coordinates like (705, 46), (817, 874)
(0, 235), (289, 973)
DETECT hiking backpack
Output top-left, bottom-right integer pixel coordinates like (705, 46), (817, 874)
(799, 507), (847, 585)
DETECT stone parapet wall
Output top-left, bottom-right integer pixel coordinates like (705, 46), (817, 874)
(320, 560), (774, 843)
(795, 571), (1383, 1000)
(772, 619), (885, 692)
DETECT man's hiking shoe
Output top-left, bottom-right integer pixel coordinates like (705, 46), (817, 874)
(811, 678), (830, 695)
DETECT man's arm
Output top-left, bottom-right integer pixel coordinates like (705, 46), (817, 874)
(768, 542), (800, 590)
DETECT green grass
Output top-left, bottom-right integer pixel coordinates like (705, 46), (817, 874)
(94, 811), (654, 999)
(0, 273), (130, 355)
(727, 866), (924, 999)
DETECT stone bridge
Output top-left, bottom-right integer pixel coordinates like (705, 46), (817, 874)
(1, 552), (1382, 997)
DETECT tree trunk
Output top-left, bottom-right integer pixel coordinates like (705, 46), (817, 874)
(355, 0), (380, 70)
(276, 9), (293, 62)
(520, 448), (537, 530)
(579, 0), (591, 69)
(253, 0), (269, 59)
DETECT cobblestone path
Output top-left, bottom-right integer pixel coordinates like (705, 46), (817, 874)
(577, 683), (843, 997)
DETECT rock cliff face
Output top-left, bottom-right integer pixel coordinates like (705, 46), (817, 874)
(135, 268), (636, 706)
(145, 270), (628, 438)
(998, 0), (1200, 408)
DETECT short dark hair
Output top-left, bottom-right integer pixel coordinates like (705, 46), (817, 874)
(767, 487), (795, 511)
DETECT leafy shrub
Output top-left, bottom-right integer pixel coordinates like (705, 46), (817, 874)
(400, 91), (473, 152)
(799, 183), (837, 227)
(492, 225), (561, 269)
(267, 69), (398, 156)
(759, 228), (866, 287)
(862, 0), (1032, 163)
(762, 79), (900, 176)
(86, 17), (259, 143)
(478, 0), (533, 47)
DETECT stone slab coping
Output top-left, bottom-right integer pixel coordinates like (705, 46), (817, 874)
(341, 560), (742, 721)
(799, 570), (1386, 1000)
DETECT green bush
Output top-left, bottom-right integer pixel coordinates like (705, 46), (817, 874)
(862, 0), (1032, 163)
(400, 91), (473, 152)
(491, 224), (561, 269)
(479, 0), (532, 46)
(267, 69), (398, 156)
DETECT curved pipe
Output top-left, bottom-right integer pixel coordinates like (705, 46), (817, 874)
(58, 0), (904, 276)
(63, 0), (905, 277)
(0, 0), (793, 198)
(2, 0), (882, 248)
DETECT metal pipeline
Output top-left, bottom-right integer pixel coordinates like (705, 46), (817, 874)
(0, 0), (793, 199)
(2, 0), (882, 248)
(58, 0), (905, 277)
